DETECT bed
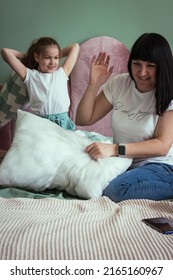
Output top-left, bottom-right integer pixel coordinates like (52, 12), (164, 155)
(0, 36), (173, 260)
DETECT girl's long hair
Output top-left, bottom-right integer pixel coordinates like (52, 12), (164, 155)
(128, 33), (173, 115)
(21, 37), (61, 70)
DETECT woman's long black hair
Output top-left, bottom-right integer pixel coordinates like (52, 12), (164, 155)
(128, 33), (173, 115)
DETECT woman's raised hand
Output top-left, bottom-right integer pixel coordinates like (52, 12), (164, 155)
(89, 52), (114, 87)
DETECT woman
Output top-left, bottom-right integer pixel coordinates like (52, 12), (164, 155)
(1, 37), (79, 130)
(76, 33), (173, 202)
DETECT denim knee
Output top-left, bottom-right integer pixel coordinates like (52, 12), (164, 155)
(103, 176), (130, 202)
(103, 168), (140, 202)
(103, 163), (173, 202)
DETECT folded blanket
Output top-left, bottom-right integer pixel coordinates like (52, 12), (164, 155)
(0, 72), (28, 127)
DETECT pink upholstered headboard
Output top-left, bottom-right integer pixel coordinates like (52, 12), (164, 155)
(70, 36), (129, 136)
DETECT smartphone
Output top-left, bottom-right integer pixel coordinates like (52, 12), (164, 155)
(142, 217), (173, 234)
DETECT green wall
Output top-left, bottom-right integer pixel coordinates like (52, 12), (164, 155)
(0, 0), (173, 81)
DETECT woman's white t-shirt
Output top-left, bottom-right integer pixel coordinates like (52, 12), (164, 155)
(24, 67), (70, 115)
(103, 73), (173, 167)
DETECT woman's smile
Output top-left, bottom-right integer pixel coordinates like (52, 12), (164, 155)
(131, 60), (157, 93)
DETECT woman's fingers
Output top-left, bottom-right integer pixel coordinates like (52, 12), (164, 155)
(99, 52), (106, 65)
(91, 55), (96, 64)
(105, 54), (110, 66)
(85, 142), (104, 160)
(94, 52), (110, 66)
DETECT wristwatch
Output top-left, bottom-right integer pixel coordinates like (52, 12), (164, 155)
(117, 143), (126, 157)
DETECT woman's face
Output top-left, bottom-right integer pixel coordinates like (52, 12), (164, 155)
(131, 60), (157, 93)
(34, 45), (60, 73)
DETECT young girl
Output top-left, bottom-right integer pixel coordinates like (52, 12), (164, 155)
(1, 37), (80, 130)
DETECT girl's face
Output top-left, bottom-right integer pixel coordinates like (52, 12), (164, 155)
(131, 60), (157, 93)
(34, 45), (60, 73)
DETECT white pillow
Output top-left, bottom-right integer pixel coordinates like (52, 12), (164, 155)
(0, 110), (132, 199)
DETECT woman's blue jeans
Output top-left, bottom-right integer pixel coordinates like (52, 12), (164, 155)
(103, 163), (173, 202)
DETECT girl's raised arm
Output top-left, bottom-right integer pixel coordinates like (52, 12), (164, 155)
(1, 48), (27, 81)
(61, 43), (80, 76)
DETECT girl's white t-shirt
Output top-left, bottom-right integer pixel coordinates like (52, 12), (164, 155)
(24, 67), (70, 115)
(103, 73), (173, 167)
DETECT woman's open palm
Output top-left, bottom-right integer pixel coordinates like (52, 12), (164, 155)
(90, 52), (114, 86)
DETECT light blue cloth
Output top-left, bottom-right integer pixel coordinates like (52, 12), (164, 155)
(43, 112), (75, 130)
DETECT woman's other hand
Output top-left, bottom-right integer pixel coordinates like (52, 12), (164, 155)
(85, 142), (117, 160)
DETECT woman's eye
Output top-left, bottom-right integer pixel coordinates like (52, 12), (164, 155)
(132, 61), (139, 66)
(148, 64), (156, 68)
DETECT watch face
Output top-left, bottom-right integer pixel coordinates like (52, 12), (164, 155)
(118, 145), (126, 155)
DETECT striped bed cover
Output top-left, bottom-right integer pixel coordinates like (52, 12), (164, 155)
(0, 197), (172, 260)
